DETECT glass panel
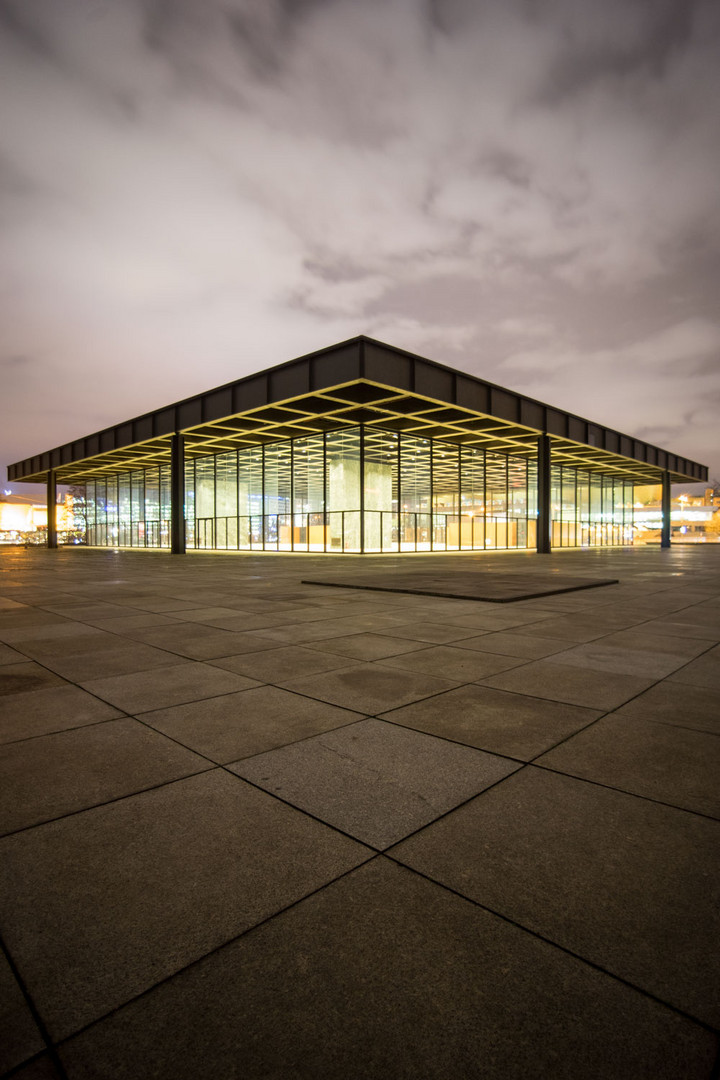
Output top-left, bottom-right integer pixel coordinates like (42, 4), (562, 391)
(145, 469), (160, 546)
(400, 435), (431, 550)
(561, 467), (577, 547)
(184, 460), (196, 548)
(589, 473), (602, 546)
(216, 452), (237, 550)
(486, 453), (508, 548)
(364, 428), (397, 552)
(238, 447), (263, 549)
(85, 481), (96, 545)
(159, 465), (171, 547)
(194, 456), (215, 548)
(549, 464), (562, 546)
(433, 442), (459, 550)
(117, 473), (131, 546)
(460, 447), (484, 549)
(326, 428), (361, 550)
(508, 455), (528, 548)
(131, 471), (144, 522)
(293, 435), (325, 551)
(264, 441), (292, 549)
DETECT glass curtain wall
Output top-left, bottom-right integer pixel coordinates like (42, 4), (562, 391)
(83, 429), (637, 552)
(550, 467), (635, 547)
(85, 467), (171, 548)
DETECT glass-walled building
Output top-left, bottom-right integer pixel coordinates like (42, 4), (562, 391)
(9, 336), (707, 555)
(84, 425), (636, 553)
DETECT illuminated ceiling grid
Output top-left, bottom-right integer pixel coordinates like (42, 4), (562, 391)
(51, 379), (665, 487)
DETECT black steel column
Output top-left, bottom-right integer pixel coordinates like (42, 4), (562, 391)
(359, 426), (365, 553)
(537, 435), (551, 554)
(170, 434), (186, 554)
(661, 470), (671, 548)
(46, 470), (58, 549)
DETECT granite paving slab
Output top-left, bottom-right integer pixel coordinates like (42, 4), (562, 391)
(452, 630), (578, 659)
(391, 767), (720, 1026)
(545, 642), (692, 679)
(638, 618), (720, 641)
(230, 718), (519, 848)
(0, 770), (371, 1039)
(609, 682), (720, 735)
(514, 612), (645, 641)
(0, 685), (123, 744)
(279, 663), (459, 713)
(377, 644), (526, 682)
(0, 642), (27, 665)
(0, 612), (71, 638)
(0, 718), (210, 834)
(9, 1055), (64, 1078)
(0, 662), (68, 697)
(39, 603), (148, 620)
(380, 684), (601, 760)
(208, 644), (363, 681)
(441, 608), (560, 631)
(595, 629), (713, 659)
(307, 631), (430, 661)
(0, 622), (105, 646)
(480, 659), (656, 709)
(80, 662), (258, 713)
(667, 645), (720, 690)
(119, 597), (200, 613)
(190, 613), (297, 632)
(139, 685), (363, 763)
(164, 606), (254, 623)
(369, 620), (487, 643)
(0, 948), (45, 1073)
(37, 644), (189, 682)
(89, 613), (181, 633)
(302, 572), (619, 602)
(58, 859), (717, 1080)
(535, 714), (720, 818)
(112, 623), (281, 660)
(9, 627), (150, 660)
(231, 621), (349, 645)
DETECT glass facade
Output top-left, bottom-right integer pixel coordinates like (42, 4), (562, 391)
(83, 426), (637, 552)
(85, 466), (172, 548)
(549, 465), (635, 548)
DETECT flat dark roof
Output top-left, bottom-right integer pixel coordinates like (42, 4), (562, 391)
(7, 336), (707, 485)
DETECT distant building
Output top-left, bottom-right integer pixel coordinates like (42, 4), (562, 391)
(0, 493), (75, 545)
(634, 488), (720, 544)
(7, 337), (708, 554)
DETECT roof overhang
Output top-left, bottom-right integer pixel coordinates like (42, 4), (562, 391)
(7, 337), (708, 487)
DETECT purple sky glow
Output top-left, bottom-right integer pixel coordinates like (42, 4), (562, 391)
(1, 0), (719, 496)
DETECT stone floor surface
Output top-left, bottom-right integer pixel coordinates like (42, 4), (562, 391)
(0, 544), (719, 1079)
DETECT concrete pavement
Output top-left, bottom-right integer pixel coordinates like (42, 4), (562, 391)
(1, 544), (719, 1078)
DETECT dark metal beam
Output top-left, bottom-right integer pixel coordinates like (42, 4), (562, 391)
(537, 435), (551, 554)
(170, 434), (186, 554)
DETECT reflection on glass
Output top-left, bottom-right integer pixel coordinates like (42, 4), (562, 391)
(82, 425), (639, 553)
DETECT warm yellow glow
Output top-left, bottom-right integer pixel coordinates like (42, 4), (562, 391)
(0, 504), (34, 531)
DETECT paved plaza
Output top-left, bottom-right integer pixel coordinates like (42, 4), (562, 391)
(1, 544), (719, 1078)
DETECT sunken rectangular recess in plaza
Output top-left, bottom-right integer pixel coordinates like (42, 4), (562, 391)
(8, 336), (708, 554)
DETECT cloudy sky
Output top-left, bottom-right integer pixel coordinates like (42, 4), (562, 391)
(2, 0), (719, 495)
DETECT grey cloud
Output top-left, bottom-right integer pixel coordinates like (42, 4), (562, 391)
(536, 0), (699, 103)
(0, 0), (718, 480)
(1, 355), (33, 368)
(0, 0), (58, 61)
